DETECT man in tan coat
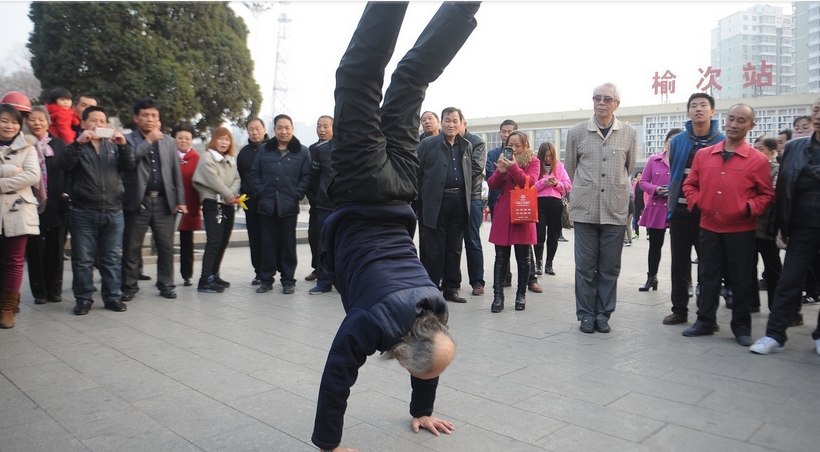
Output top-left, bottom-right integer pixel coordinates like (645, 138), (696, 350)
(564, 83), (637, 334)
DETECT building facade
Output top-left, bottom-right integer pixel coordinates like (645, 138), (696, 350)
(793, 1), (820, 93)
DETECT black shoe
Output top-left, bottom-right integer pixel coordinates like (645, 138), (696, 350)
(594, 318), (611, 333)
(558, 236), (568, 242)
(198, 280), (225, 293)
(758, 278), (767, 291)
(580, 316), (595, 333)
(34, 298), (46, 305)
(444, 292), (467, 303)
(160, 289), (177, 299)
(545, 263), (555, 276)
(104, 300), (127, 312)
(73, 301), (92, 316)
(514, 293), (526, 311)
(121, 291), (136, 302)
(256, 281), (273, 293)
(139, 273), (152, 281)
(682, 323), (714, 337)
(750, 305), (760, 313)
(213, 275), (231, 288)
(47, 296), (62, 303)
(663, 313), (688, 325)
(638, 273), (658, 292)
(252, 277), (262, 286)
(183, 279), (193, 287)
(736, 335), (752, 347)
(283, 284), (295, 295)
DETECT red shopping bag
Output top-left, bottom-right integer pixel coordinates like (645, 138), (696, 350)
(510, 176), (538, 224)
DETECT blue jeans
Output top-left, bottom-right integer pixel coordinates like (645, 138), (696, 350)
(465, 198), (485, 287)
(69, 209), (124, 304)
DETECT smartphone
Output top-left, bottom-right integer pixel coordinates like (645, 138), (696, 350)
(503, 146), (513, 160)
(95, 127), (115, 138)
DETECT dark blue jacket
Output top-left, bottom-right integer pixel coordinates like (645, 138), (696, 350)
(309, 140), (336, 211)
(773, 135), (818, 239)
(666, 119), (725, 220)
(236, 135), (268, 214)
(312, 202), (448, 450)
(249, 136), (311, 218)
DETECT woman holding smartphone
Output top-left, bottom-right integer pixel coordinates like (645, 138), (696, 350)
(638, 128), (682, 292)
(192, 127), (240, 293)
(533, 142), (571, 276)
(487, 131), (540, 312)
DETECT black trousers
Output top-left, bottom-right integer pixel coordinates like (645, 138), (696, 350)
(646, 227), (666, 277)
(200, 199), (234, 280)
(26, 225), (66, 301)
(534, 196), (563, 265)
(669, 215), (700, 315)
(423, 193), (467, 294)
(179, 230), (195, 280)
(765, 226), (820, 344)
(696, 229), (756, 337)
(752, 238), (781, 310)
(327, 2), (476, 205)
(122, 195), (175, 292)
(259, 214), (298, 285)
(245, 210), (263, 279)
(307, 204), (319, 274)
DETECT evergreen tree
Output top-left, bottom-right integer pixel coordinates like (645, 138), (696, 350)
(28, 2), (262, 135)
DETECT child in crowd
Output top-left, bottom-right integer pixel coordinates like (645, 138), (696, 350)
(45, 87), (79, 143)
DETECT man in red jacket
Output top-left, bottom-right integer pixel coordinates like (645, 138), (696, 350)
(681, 104), (775, 346)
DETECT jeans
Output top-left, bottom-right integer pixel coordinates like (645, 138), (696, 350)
(465, 198), (485, 287)
(69, 209), (124, 303)
(200, 200), (234, 280)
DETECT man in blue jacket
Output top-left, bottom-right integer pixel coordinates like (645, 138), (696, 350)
(311, 3), (479, 451)
(663, 92), (725, 326)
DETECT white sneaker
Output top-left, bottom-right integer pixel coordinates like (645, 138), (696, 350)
(815, 338), (820, 356)
(750, 336), (784, 355)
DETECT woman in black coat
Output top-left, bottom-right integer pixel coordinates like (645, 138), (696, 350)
(25, 105), (68, 304)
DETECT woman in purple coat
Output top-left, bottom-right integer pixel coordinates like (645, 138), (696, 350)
(487, 131), (540, 312)
(638, 128), (682, 291)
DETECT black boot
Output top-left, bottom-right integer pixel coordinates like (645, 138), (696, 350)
(535, 258), (543, 276)
(515, 247), (530, 311)
(491, 247), (509, 313)
(638, 273), (658, 291)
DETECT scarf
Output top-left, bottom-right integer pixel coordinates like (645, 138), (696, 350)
(33, 135), (53, 213)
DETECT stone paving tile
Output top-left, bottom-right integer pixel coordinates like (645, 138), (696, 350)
(194, 423), (315, 452)
(419, 423), (546, 452)
(748, 422), (820, 452)
(534, 424), (655, 452)
(513, 391), (665, 443)
(0, 418), (91, 452)
(2, 226), (819, 451)
(435, 391), (566, 444)
(608, 392), (764, 441)
(36, 387), (162, 441)
(131, 388), (256, 441)
(641, 424), (776, 452)
(80, 425), (203, 452)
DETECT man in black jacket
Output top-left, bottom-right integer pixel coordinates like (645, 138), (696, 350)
(307, 115), (335, 295)
(250, 114), (312, 295)
(58, 106), (135, 315)
(236, 117), (268, 285)
(312, 3), (479, 451)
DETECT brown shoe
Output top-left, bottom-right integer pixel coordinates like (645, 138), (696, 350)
(471, 284), (484, 296)
(444, 292), (467, 303)
(663, 313), (688, 325)
(304, 272), (318, 281)
(528, 282), (543, 293)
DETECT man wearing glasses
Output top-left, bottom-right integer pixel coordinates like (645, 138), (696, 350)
(564, 83), (637, 334)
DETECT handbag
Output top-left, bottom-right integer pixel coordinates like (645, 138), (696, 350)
(561, 195), (573, 229)
(510, 175), (538, 224)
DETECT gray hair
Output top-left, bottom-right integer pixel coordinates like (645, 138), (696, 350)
(29, 105), (52, 125)
(593, 82), (621, 102)
(382, 311), (453, 375)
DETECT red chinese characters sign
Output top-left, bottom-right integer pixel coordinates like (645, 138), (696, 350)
(652, 70), (677, 95)
(743, 60), (773, 87)
(696, 66), (722, 92)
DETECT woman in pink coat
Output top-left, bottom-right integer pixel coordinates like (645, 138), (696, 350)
(488, 131), (540, 313)
(637, 128), (682, 291)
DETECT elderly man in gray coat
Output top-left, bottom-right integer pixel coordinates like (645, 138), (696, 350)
(564, 83), (637, 334)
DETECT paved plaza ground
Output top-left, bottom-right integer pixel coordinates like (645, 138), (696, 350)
(1, 222), (819, 452)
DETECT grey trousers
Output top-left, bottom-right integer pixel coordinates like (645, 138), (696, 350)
(121, 195), (175, 292)
(574, 222), (626, 321)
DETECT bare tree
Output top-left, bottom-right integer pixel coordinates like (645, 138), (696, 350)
(0, 48), (41, 98)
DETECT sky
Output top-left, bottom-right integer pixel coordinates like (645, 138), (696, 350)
(0, 1), (795, 142)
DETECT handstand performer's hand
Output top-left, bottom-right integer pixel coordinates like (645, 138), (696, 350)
(412, 416), (455, 436)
